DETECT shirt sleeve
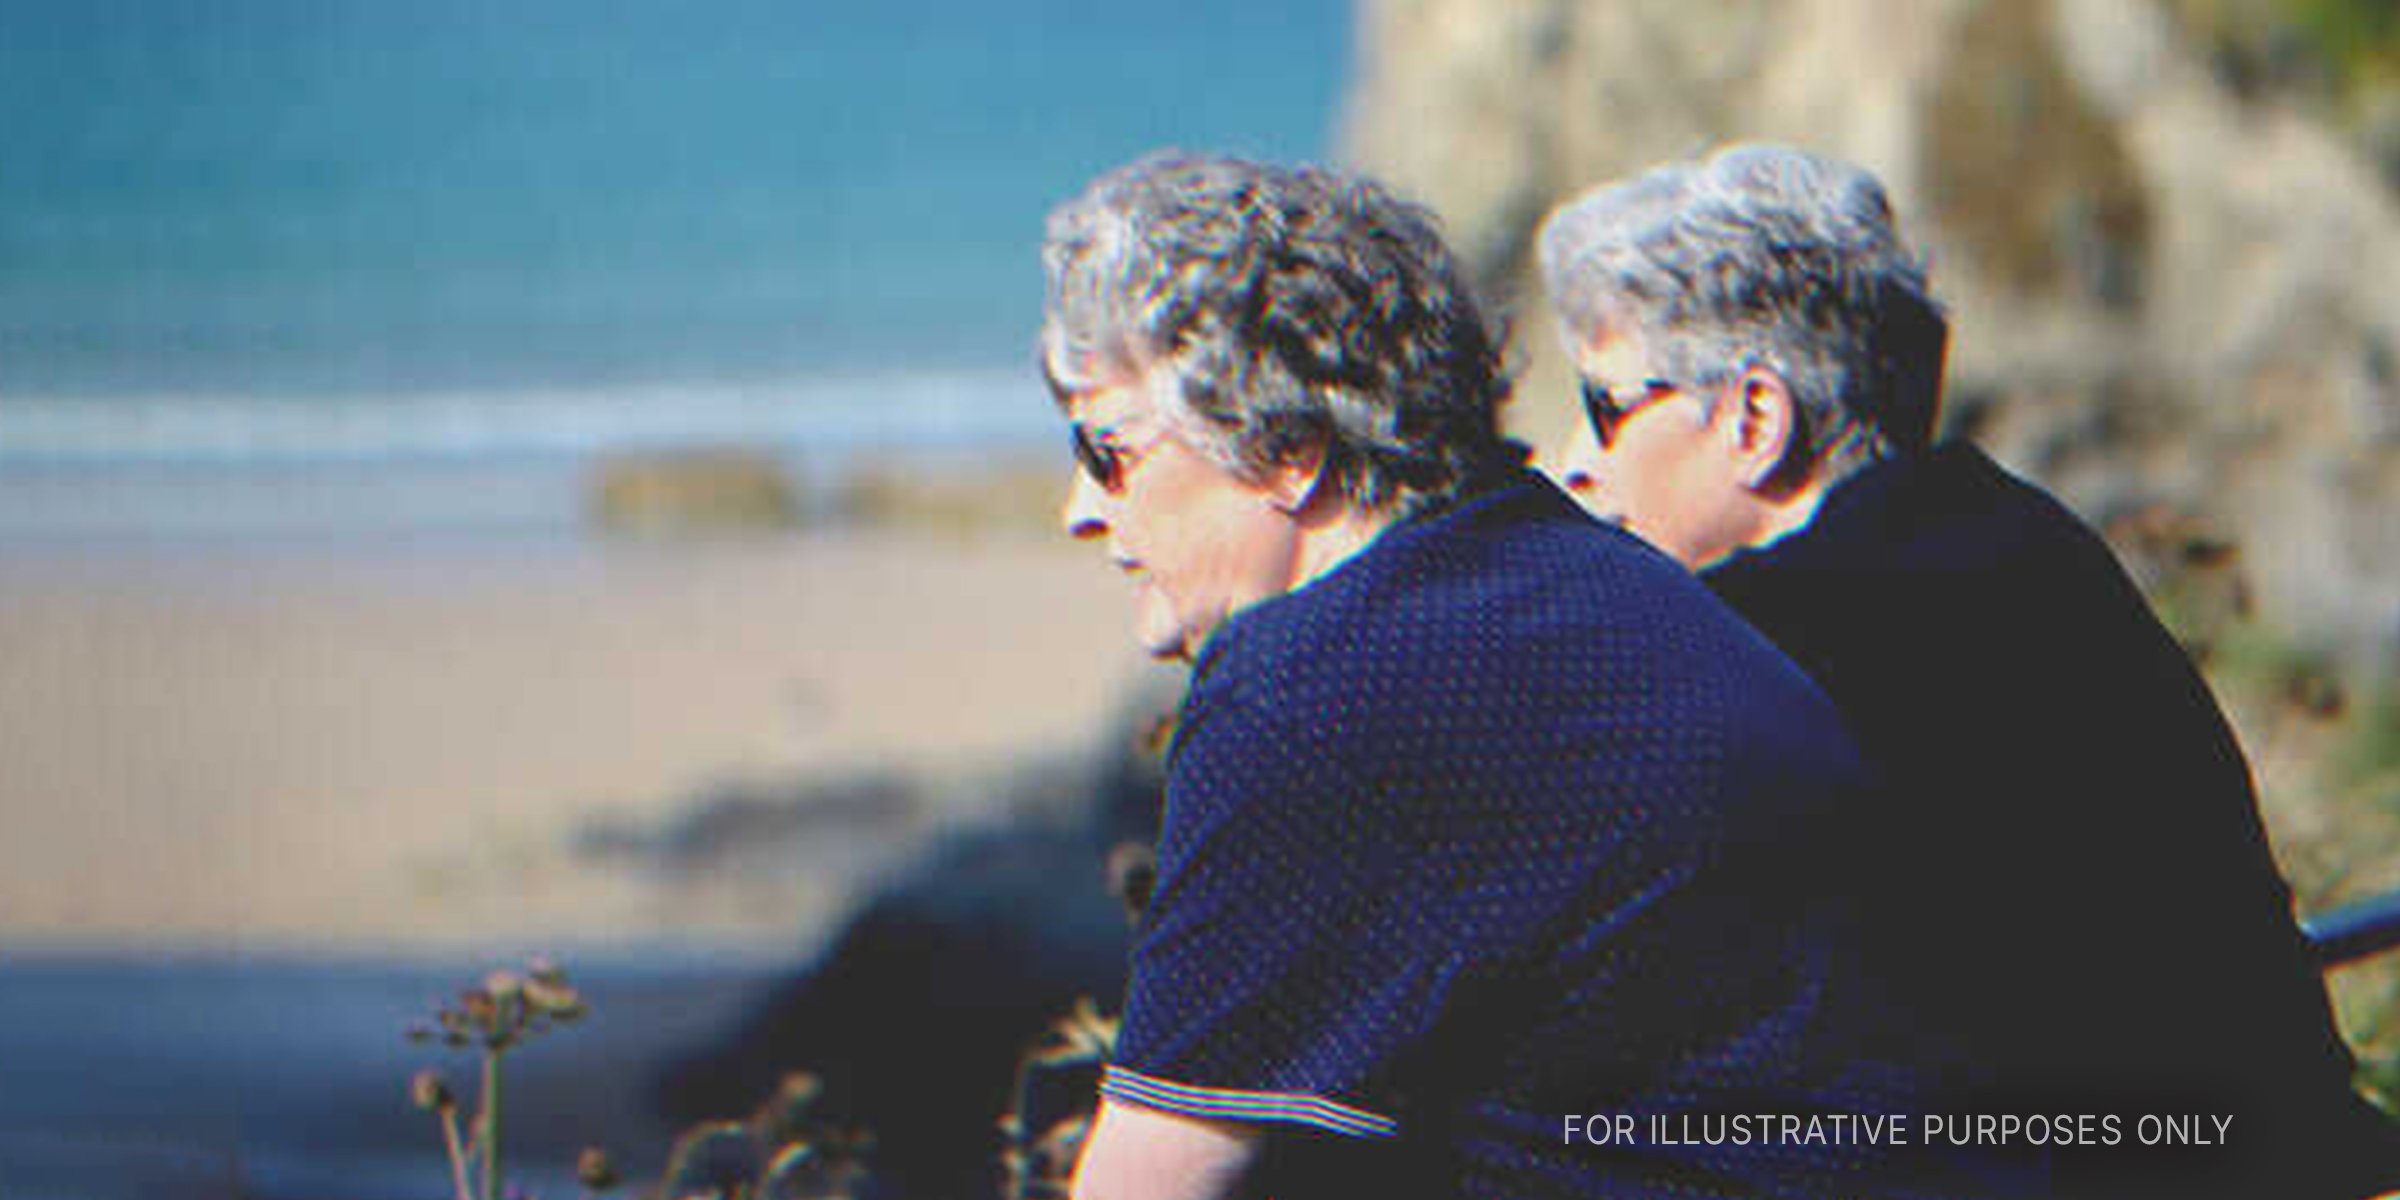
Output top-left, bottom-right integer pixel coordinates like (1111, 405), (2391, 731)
(1104, 665), (1453, 1141)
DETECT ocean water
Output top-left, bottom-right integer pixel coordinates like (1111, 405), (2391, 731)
(0, 952), (778, 1200)
(0, 0), (1347, 477)
(0, 11), (1271, 1195)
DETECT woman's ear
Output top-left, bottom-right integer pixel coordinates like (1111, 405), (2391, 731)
(1728, 367), (1801, 491)
(1265, 437), (1330, 515)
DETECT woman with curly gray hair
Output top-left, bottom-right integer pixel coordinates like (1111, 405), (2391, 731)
(1040, 150), (1520, 660)
(1042, 150), (2005, 1200)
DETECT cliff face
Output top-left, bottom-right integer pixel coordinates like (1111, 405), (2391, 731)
(1344, 0), (2400, 665)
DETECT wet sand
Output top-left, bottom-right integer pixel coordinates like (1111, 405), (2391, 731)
(0, 528), (1150, 955)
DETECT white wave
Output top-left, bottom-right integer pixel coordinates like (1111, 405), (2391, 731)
(0, 368), (1060, 467)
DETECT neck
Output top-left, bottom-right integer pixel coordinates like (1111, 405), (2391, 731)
(1291, 506), (1394, 591)
(1752, 476), (1831, 551)
(1704, 472), (1833, 569)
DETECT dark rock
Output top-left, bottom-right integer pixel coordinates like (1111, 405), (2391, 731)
(654, 683), (1172, 1200)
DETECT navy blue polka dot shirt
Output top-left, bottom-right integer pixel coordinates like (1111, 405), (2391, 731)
(1103, 472), (2019, 1198)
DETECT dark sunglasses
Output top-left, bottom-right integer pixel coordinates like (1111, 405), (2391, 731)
(1578, 376), (1679, 448)
(1070, 422), (1129, 492)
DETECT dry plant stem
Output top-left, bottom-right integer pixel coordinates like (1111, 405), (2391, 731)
(440, 1107), (474, 1200)
(480, 1051), (502, 1200)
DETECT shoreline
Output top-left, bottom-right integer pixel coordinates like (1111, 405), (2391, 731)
(0, 512), (1156, 956)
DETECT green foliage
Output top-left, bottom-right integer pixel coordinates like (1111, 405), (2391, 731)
(2291, 0), (2400, 90)
(2344, 964), (2400, 1115)
(2329, 687), (2400, 794)
(2165, 0), (2400, 99)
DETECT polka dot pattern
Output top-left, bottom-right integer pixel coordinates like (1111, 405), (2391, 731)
(1112, 473), (1979, 1197)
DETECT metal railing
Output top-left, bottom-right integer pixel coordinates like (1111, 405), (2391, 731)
(2306, 890), (2400, 968)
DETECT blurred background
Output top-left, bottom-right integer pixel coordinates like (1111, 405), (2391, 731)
(0, 1), (2394, 1197)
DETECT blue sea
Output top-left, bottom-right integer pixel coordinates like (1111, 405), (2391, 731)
(0, 0), (1347, 531)
(0, 952), (779, 1200)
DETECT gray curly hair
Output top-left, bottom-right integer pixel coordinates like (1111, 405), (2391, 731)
(1537, 143), (1949, 483)
(1040, 151), (1521, 517)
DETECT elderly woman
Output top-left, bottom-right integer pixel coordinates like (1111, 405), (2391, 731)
(1040, 151), (2000, 1200)
(1537, 143), (2397, 1200)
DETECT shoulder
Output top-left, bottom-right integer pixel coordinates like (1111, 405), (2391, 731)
(1714, 442), (2232, 754)
(1711, 443), (2129, 637)
(1184, 471), (1851, 793)
(1857, 444), (2178, 641)
(1861, 443), (2120, 582)
(1194, 474), (1765, 733)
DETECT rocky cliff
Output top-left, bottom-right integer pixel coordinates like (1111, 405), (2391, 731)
(1344, 0), (2400, 669)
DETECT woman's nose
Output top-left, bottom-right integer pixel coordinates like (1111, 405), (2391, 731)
(1061, 468), (1109, 540)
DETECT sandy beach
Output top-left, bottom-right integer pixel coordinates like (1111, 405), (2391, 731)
(0, 525), (1155, 956)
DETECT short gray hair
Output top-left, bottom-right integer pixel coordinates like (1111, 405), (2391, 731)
(1041, 151), (1520, 517)
(1537, 143), (1948, 482)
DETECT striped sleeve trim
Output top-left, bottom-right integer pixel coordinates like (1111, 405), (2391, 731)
(1101, 1065), (1399, 1140)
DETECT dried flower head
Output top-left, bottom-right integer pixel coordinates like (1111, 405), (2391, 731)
(1104, 841), (1158, 926)
(408, 957), (590, 1056)
(576, 1145), (621, 1191)
(410, 1069), (456, 1113)
(752, 1070), (826, 1146)
(662, 1120), (758, 1198)
(1033, 997), (1118, 1066)
(524, 975), (586, 1022)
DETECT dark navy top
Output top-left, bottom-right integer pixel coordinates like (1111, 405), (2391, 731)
(1706, 444), (2399, 1200)
(1104, 473), (2012, 1198)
